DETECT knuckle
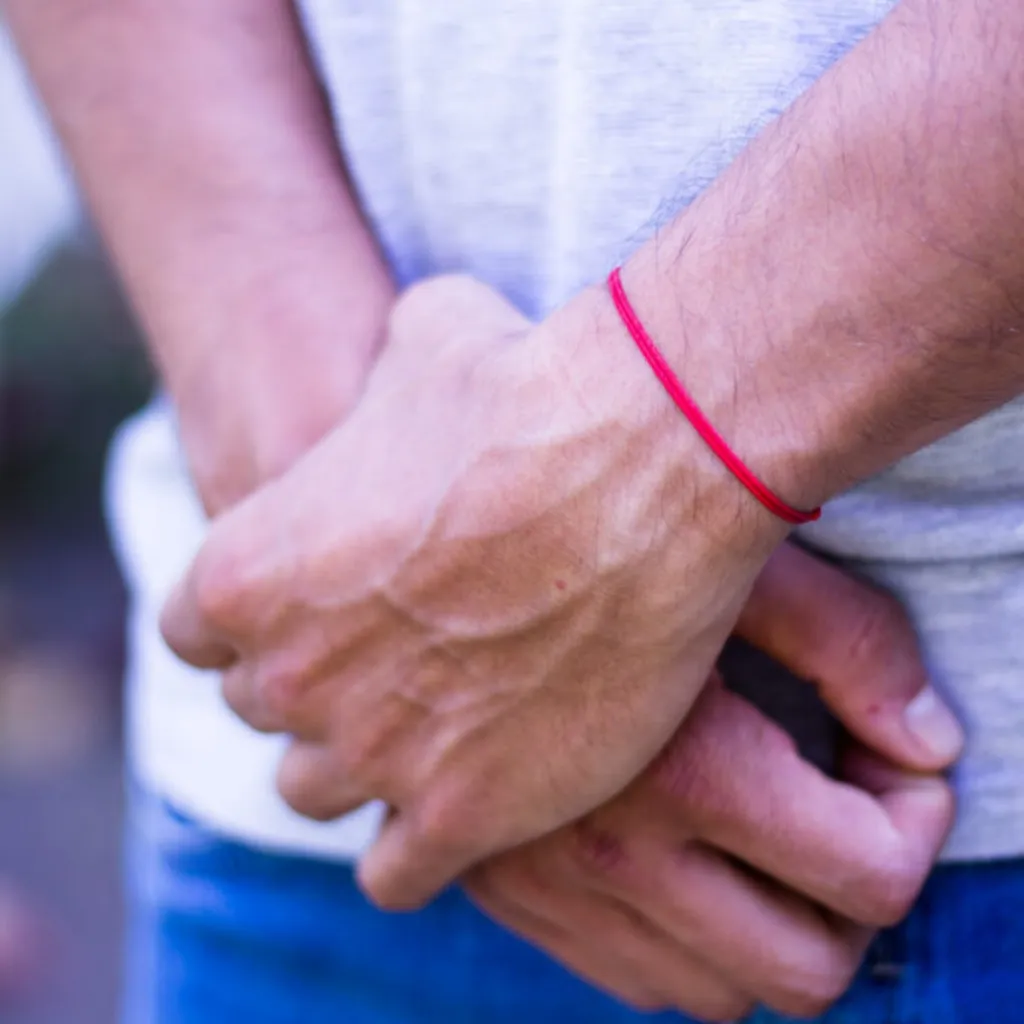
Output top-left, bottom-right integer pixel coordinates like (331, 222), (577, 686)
(467, 846), (534, 902)
(855, 850), (923, 926)
(648, 704), (795, 826)
(276, 780), (315, 819)
(928, 779), (957, 835)
(328, 739), (368, 784)
(283, 795), (339, 824)
(839, 593), (910, 671)
(388, 277), (435, 331)
(567, 821), (630, 880)
(388, 274), (476, 343)
(397, 272), (477, 310)
(414, 789), (480, 861)
(276, 761), (331, 822)
(771, 943), (857, 1018)
(649, 737), (712, 811)
(255, 664), (307, 725)
(488, 862), (541, 910)
(221, 668), (277, 734)
(191, 540), (249, 631)
(365, 881), (423, 913)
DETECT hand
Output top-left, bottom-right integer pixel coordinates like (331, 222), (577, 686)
(464, 544), (961, 1022)
(174, 272), (393, 516)
(161, 273), (797, 908)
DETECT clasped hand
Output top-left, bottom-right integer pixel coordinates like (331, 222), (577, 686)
(162, 275), (961, 1018)
(466, 541), (958, 1019)
(163, 274), (788, 906)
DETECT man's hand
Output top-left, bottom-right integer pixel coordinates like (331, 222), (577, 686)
(464, 544), (960, 1022)
(161, 273), (797, 909)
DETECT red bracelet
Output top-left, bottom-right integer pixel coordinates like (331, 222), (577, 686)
(607, 267), (821, 526)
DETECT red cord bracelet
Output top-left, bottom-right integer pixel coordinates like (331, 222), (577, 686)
(607, 267), (821, 526)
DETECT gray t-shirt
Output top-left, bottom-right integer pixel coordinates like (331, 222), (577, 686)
(110, 0), (1024, 862)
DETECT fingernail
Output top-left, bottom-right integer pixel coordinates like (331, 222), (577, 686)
(904, 687), (965, 761)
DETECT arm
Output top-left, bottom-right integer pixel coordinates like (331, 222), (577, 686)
(621, 0), (1024, 509)
(160, 0), (1018, 909)
(3, 0), (393, 512)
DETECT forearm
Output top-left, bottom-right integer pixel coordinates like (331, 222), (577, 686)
(4, 0), (393, 511)
(621, 0), (1024, 510)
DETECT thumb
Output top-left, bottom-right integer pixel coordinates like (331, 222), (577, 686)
(735, 543), (964, 772)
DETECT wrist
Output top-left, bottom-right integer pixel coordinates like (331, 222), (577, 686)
(533, 276), (789, 568)
(618, 217), (840, 514)
(171, 268), (395, 514)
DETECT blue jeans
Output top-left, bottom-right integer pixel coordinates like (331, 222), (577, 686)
(124, 791), (1024, 1023)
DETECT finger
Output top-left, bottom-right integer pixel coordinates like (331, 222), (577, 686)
(160, 568), (238, 669)
(466, 865), (751, 1021)
(160, 486), (292, 672)
(840, 741), (918, 794)
(465, 883), (667, 1013)
(219, 654), (334, 738)
(840, 740), (956, 863)
(736, 542), (964, 771)
(275, 741), (374, 822)
(645, 685), (952, 925)
(573, 831), (869, 1020)
(357, 754), (561, 910)
(356, 808), (437, 909)
(357, 796), (481, 910)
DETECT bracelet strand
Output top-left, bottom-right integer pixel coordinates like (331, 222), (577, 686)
(607, 267), (821, 526)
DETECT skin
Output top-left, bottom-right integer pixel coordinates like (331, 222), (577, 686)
(624, 0), (1024, 507)
(2, 0), (990, 1011)
(160, 272), (965, 911)
(3, 0), (394, 515)
(465, 542), (956, 1020)
(0, 886), (42, 999)
(154, 0), (1024, 908)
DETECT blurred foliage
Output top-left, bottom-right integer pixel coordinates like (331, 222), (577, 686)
(1, 236), (153, 521)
